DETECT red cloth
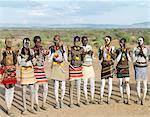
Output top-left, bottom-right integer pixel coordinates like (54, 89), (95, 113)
(1, 65), (17, 84)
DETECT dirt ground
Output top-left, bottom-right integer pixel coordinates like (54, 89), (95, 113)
(0, 58), (150, 117)
(0, 40), (150, 117)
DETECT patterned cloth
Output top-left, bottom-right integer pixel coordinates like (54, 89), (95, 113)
(99, 46), (116, 79)
(69, 65), (83, 81)
(101, 60), (115, 79)
(20, 66), (36, 85)
(68, 46), (84, 67)
(34, 65), (47, 84)
(1, 65), (17, 84)
(116, 48), (130, 78)
(32, 46), (48, 84)
(18, 48), (36, 84)
(117, 66), (129, 78)
(0, 67), (3, 83)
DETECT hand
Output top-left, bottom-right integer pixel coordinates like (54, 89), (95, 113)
(87, 50), (93, 55)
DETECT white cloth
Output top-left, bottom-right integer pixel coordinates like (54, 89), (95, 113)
(82, 45), (93, 66)
(133, 47), (148, 64)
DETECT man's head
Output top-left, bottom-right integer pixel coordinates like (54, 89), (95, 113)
(104, 36), (112, 46)
(137, 36), (144, 46)
(5, 38), (13, 48)
(74, 36), (81, 46)
(81, 36), (88, 46)
(33, 36), (41, 47)
(53, 35), (60, 46)
(119, 38), (126, 48)
(23, 38), (30, 49)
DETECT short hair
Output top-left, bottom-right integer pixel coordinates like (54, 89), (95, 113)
(138, 36), (144, 41)
(74, 36), (80, 42)
(119, 38), (126, 43)
(81, 36), (88, 42)
(5, 38), (12, 44)
(33, 36), (41, 43)
(53, 35), (60, 40)
(105, 36), (112, 41)
(23, 38), (30, 43)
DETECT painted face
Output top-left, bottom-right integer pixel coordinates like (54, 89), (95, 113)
(23, 38), (30, 49)
(54, 36), (60, 46)
(74, 40), (81, 46)
(35, 38), (41, 47)
(5, 39), (13, 48)
(105, 37), (111, 46)
(137, 37), (144, 46)
(82, 38), (88, 46)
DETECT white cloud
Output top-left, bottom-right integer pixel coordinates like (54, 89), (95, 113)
(28, 10), (46, 16)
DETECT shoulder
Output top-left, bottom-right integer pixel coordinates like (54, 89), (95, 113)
(133, 47), (138, 50)
(71, 46), (74, 50)
(110, 46), (115, 50)
(87, 45), (92, 49)
(49, 45), (54, 50)
(1, 48), (6, 54)
(99, 46), (104, 50)
(116, 48), (121, 52)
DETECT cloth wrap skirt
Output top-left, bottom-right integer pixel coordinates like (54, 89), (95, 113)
(20, 66), (36, 85)
(34, 65), (48, 84)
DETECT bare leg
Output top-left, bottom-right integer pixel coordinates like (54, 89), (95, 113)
(100, 79), (105, 104)
(108, 78), (112, 104)
(42, 83), (48, 109)
(54, 80), (60, 109)
(76, 79), (81, 106)
(69, 81), (74, 107)
(60, 81), (66, 108)
(83, 78), (89, 104)
(29, 85), (36, 114)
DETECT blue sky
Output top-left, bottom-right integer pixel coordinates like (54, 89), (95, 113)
(0, 0), (149, 25)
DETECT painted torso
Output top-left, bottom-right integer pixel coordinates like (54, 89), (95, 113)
(69, 46), (84, 67)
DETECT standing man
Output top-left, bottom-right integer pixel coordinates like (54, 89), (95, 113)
(98, 36), (116, 104)
(32, 36), (48, 111)
(133, 36), (149, 105)
(81, 36), (96, 105)
(0, 39), (17, 115)
(68, 36), (84, 108)
(18, 38), (37, 114)
(116, 38), (131, 104)
(48, 35), (68, 109)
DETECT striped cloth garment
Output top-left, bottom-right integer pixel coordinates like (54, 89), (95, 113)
(116, 65), (129, 78)
(69, 65), (83, 81)
(34, 65), (48, 84)
(20, 66), (36, 85)
(101, 60), (115, 79)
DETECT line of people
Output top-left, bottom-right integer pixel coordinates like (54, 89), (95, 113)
(0, 35), (149, 116)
